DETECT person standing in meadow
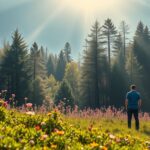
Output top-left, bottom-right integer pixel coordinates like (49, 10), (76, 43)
(125, 85), (142, 130)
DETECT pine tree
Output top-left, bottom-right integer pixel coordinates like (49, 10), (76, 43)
(125, 43), (140, 84)
(46, 54), (55, 77)
(55, 50), (67, 81)
(0, 29), (30, 105)
(40, 46), (48, 63)
(40, 46), (48, 74)
(132, 21), (145, 82)
(131, 22), (150, 110)
(102, 19), (117, 103)
(63, 42), (72, 62)
(64, 62), (79, 104)
(120, 21), (129, 59)
(113, 33), (124, 68)
(45, 75), (60, 99)
(32, 76), (46, 105)
(29, 42), (47, 105)
(102, 18), (117, 67)
(54, 80), (74, 108)
(80, 21), (107, 108)
(133, 22), (150, 110)
(0, 42), (11, 90)
(111, 34), (128, 107)
(30, 42), (46, 79)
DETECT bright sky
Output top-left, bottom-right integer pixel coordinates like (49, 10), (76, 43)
(0, 0), (150, 58)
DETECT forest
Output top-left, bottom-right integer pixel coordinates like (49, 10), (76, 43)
(0, 19), (150, 111)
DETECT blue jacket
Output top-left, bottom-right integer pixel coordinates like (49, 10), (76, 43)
(126, 90), (141, 109)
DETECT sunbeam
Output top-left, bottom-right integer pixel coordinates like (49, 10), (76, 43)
(27, 2), (67, 44)
(56, 0), (126, 40)
(62, 0), (122, 16)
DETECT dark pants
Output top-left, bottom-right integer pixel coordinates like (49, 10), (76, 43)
(127, 109), (139, 130)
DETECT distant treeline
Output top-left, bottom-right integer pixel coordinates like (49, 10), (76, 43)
(0, 19), (150, 111)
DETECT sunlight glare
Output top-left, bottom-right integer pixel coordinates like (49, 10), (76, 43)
(64, 0), (116, 15)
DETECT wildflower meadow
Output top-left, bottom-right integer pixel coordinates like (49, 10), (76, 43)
(0, 97), (150, 150)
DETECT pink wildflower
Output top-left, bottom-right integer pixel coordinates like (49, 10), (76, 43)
(26, 103), (33, 108)
(12, 94), (16, 98)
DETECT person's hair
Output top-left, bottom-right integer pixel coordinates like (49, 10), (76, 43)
(130, 84), (136, 90)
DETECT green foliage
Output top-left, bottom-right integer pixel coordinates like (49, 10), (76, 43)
(29, 42), (47, 105)
(0, 29), (30, 105)
(30, 42), (47, 80)
(31, 76), (46, 105)
(55, 80), (74, 108)
(80, 21), (108, 108)
(0, 107), (149, 149)
(63, 42), (72, 62)
(45, 75), (60, 99)
(102, 18), (117, 67)
(1, 20), (150, 110)
(120, 21), (129, 58)
(132, 21), (150, 110)
(64, 62), (79, 104)
(110, 63), (128, 107)
(0, 107), (6, 121)
(46, 54), (55, 77)
(111, 34), (128, 107)
(55, 50), (67, 81)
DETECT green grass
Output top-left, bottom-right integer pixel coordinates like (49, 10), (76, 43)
(0, 106), (150, 150)
(65, 116), (150, 140)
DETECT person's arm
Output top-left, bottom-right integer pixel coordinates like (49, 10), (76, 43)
(138, 99), (142, 109)
(125, 93), (128, 110)
(125, 99), (128, 110)
(138, 93), (142, 109)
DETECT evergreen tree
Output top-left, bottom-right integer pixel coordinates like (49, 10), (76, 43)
(132, 22), (145, 84)
(40, 46), (48, 63)
(63, 42), (72, 62)
(55, 50), (67, 81)
(80, 21), (107, 108)
(132, 22), (150, 110)
(102, 19), (117, 102)
(64, 62), (79, 104)
(113, 34), (124, 68)
(126, 45), (142, 84)
(0, 42), (11, 90)
(40, 46), (48, 72)
(32, 76), (46, 105)
(30, 42), (46, 79)
(102, 18), (117, 67)
(46, 54), (55, 77)
(111, 34), (128, 107)
(55, 80), (74, 108)
(0, 29), (30, 105)
(120, 21), (129, 59)
(110, 63), (128, 107)
(29, 42), (47, 105)
(45, 75), (60, 99)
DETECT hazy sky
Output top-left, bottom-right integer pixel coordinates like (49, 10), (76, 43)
(0, 0), (150, 58)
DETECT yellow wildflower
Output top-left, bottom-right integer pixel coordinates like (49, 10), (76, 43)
(47, 112), (51, 116)
(101, 146), (108, 150)
(43, 146), (48, 150)
(26, 111), (35, 115)
(90, 142), (99, 148)
(56, 130), (65, 135)
(51, 144), (57, 149)
(92, 128), (98, 132)
(40, 134), (48, 140)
